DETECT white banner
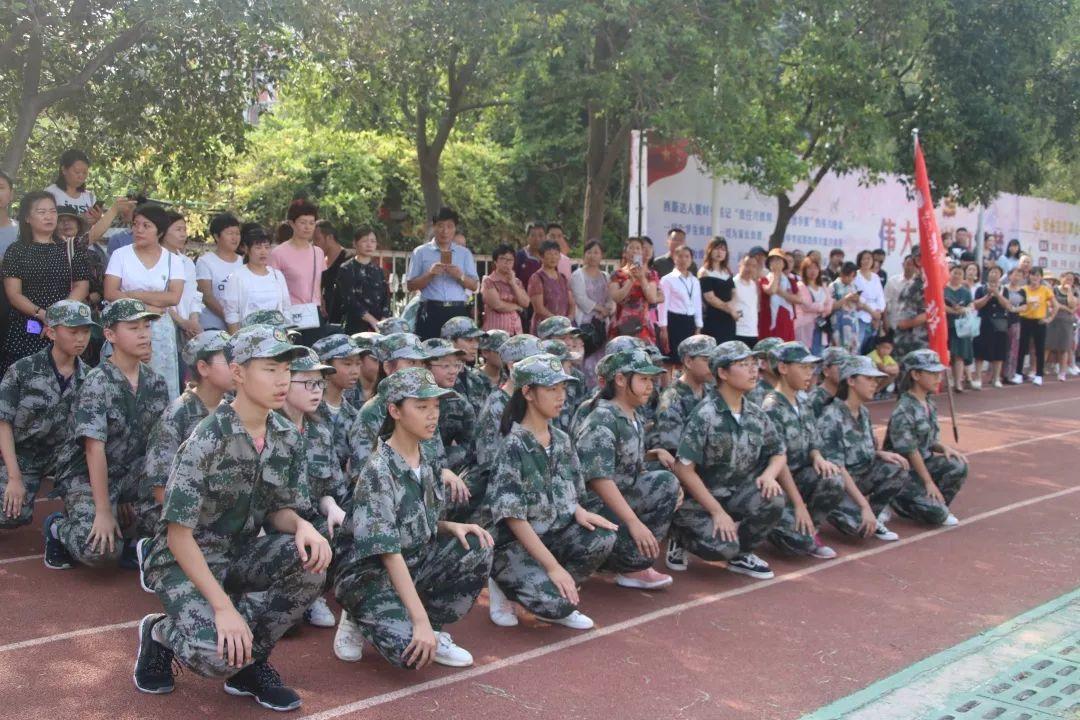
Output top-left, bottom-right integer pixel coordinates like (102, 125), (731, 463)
(628, 132), (1080, 276)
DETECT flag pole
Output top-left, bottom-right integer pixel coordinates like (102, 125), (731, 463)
(945, 371), (960, 442)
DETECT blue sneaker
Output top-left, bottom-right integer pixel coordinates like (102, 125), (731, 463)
(42, 512), (73, 570)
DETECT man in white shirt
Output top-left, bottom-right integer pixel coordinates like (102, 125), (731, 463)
(733, 254), (760, 345)
(658, 246), (703, 360)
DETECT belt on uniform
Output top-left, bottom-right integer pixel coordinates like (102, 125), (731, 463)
(422, 300), (469, 307)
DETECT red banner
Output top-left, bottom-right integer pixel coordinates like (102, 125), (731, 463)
(913, 136), (950, 366)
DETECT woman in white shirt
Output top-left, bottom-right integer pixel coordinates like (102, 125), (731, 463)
(104, 204), (185, 398)
(852, 250), (886, 349)
(195, 213), (244, 330)
(657, 246), (702, 362)
(570, 240), (615, 387)
(161, 211), (203, 339)
(221, 224), (291, 333)
(732, 254), (761, 344)
(44, 149), (96, 217)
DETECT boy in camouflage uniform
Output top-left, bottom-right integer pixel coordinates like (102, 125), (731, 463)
(135, 331), (233, 587)
(537, 316), (587, 431)
(0, 301), (93, 532)
(423, 338), (477, 474)
(761, 342), (845, 559)
(884, 350), (968, 526)
(670, 341), (787, 579)
(345, 331), (380, 408)
(133, 324), (330, 711)
(333, 368), (493, 669)
(817, 356), (908, 541)
(478, 329), (509, 387)
(376, 317), (411, 335)
(806, 347), (848, 417)
(745, 336), (783, 405)
(45, 299), (170, 570)
(441, 316), (493, 416)
(575, 349), (681, 590)
(487, 354), (618, 629)
(312, 334), (366, 470)
(647, 335), (716, 457)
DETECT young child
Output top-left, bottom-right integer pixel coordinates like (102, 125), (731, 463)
(574, 348), (681, 591)
(440, 316), (492, 416)
(136, 331), (233, 587)
(885, 350), (968, 526)
(478, 329), (509, 387)
(868, 335), (900, 396)
(332, 368), (494, 669)
(133, 324), (330, 710)
(807, 347), (849, 418)
(669, 341), (786, 579)
(0, 301), (93, 531)
(647, 335), (717, 458)
(311, 333), (366, 470)
(45, 298), (170, 570)
(745, 336), (782, 406)
(487, 354), (618, 629)
(423, 338), (476, 475)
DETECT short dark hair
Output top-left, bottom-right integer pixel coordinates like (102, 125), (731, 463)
(135, 204), (172, 239)
(840, 261), (858, 276)
(353, 226), (375, 242)
(0, 170), (13, 189)
(54, 148), (90, 191)
(16, 191), (58, 243)
(209, 212), (241, 239)
(287, 198), (318, 221)
(526, 222), (546, 235)
(640, 236), (654, 247)
(668, 227), (686, 236)
(856, 250), (873, 267)
(432, 206), (459, 225)
(491, 243), (515, 262)
(545, 222), (563, 233)
(315, 220), (337, 240)
(872, 248), (886, 256)
(539, 240), (561, 255)
(274, 222), (293, 244)
(829, 248), (845, 258)
(240, 222), (270, 248)
(583, 240), (603, 254)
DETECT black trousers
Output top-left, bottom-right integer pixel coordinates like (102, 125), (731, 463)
(1017, 318), (1046, 377)
(665, 312), (697, 362)
(416, 301), (471, 340)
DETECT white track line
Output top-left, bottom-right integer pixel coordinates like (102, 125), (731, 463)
(0, 620), (139, 654)
(0, 553), (43, 565)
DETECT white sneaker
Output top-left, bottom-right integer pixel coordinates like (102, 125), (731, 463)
(333, 611), (364, 662)
(1067, 365), (1080, 376)
(540, 610), (594, 630)
(434, 632), (474, 667)
(810, 535), (838, 559)
(487, 579), (518, 627)
(943, 513), (959, 527)
(969, 379), (982, 390)
(1033, 375), (1043, 386)
(877, 507), (893, 524)
(992, 379), (1003, 388)
(874, 521), (899, 542)
(1011, 373), (1024, 384)
(304, 596), (336, 628)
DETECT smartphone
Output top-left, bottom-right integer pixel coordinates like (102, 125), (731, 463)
(632, 254), (643, 267)
(440, 249), (452, 266)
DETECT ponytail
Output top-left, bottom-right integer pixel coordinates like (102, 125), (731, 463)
(835, 378), (851, 401)
(499, 388), (528, 437)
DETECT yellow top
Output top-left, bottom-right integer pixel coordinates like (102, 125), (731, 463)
(1018, 284), (1054, 320)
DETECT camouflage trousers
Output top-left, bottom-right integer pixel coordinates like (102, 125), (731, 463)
(828, 461), (906, 536)
(892, 455), (968, 525)
(132, 497), (161, 540)
(54, 485), (139, 567)
(442, 466), (489, 525)
(334, 534), (493, 669)
(492, 521), (616, 620)
(671, 481), (785, 561)
(0, 458), (47, 529)
(584, 469), (680, 573)
(769, 466), (847, 555)
(147, 532), (325, 678)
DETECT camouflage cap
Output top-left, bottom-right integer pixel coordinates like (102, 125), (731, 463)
(46, 300), (97, 328)
(604, 335), (646, 355)
(226, 324), (305, 365)
(709, 340), (755, 371)
(181, 330), (230, 366)
(772, 341), (820, 365)
(378, 367), (451, 404)
(290, 347), (336, 375)
(499, 334), (541, 364)
(643, 343), (665, 362)
(610, 348), (665, 377)
(102, 298), (161, 326)
(678, 334), (717, 359)
(380, 332), (430, 362)
(312, 333), (362, 362)
(596, 353), (621, 381)
(752, 336), (784, 357)
(349, 331), (380, 358)
(479, 329), (510, 352)
(902, 348), (947, 373)
(241, 309), (293, 330)
(440, 316), (483, 340)
(422, 337), (465, 359)
(511, 353), (579, 387)
(539, 338), (570, 361)
(375, 317), (411, 335)
(536, 315), (582, 339)
(840, 355), (888, 380)
(820, 346), (850, 367)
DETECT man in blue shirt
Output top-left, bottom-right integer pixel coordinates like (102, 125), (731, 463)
(406, 206), (479, 339)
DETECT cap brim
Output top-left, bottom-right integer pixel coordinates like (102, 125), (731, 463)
(531, 371), (580, 386)
(426, 348), (466, 359)
(109, 311), (161, 325)
(796, 354), (822, 364)
(260, 341), (307, 362)
(414, 386), (452, 399)
(630, 363), (665, 376)
(719, 351), (755, 365)
(917, 363), (947, 373)
(54, 318), (100, 329)
(850, 369), (888, 379)
(391, 348), (432, 361)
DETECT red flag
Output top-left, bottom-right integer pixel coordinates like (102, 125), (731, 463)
(913, 135), (950, 366)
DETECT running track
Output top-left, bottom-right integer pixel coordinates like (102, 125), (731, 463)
(1, 381), (1078, 719)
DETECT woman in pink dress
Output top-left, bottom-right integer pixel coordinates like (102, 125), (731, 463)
(481, 243), (529, 334)
(793, 256), (833, 353)
(608, 237), (661, 344)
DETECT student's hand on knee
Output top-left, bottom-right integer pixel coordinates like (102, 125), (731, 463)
(324, 504), (346, 540)
(709, 507), (738, 543)
(444, 521), (493, 549)
(2, 475), (25, 518)
(546, 565), (579, 605)
(755, 474), (782, 499)
(814, 456), (841, 479)
(574, 506), (617, 533)
(294, 521), (332, 573)
(404, 619), (437, 669)
(943, 446), (967, 464)
(794, 505), (815, 536)
(876, 450), (909, 469)
(924, 482), (946, 505)
(441, 470), (470, 504)
(214, 604), (253, 668)
(88, 510), (121, 554)
(652, 449), (675, 470)
(858, 506), (877, 537)
(628, 520), (660, 559)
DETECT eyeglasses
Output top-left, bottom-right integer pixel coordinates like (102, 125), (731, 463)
(291, 379), (326, 391)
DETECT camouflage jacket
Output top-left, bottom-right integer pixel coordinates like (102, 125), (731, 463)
(575, 399), (651, 503)
(744, 378), (775, 407)
(346, 394), (445, 480)
(474, 387), (510, 471)
(140, 388), (211, 500)
(439, 390), (476, 473)
(554, 367), (587, 434)
(761, 389), (818, 470)
(0, 348), (87, 467)
(647, 380), (712, 454)
(806, 384), (836, 419)
(302, 410), (348, 506)
(816, 400), (876, 472)
(894, 276), (928, 355)
(884, 392), (939, 460)
(454, 365), (494, 418)
(317, 398), (358, 471)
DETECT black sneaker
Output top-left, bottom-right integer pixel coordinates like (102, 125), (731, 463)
(136, 538), (155, 594)
(133, 613), (177, 694)
(224, 661), (301, 712)
(42, 511), (73, 570)
(665, 535), (687, 572)
(726, 552), (775, 580)
(118, 539), (139, 570)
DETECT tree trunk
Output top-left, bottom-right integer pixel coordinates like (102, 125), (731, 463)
(418, 147), (443, 223)
(582, 101), (630, 243)
(1, 102), (40, 178)
(769, 193), (795, 249)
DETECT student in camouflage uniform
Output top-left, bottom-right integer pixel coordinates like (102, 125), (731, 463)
(135, 331), (233, 586)
(0, 301), (93, 531)
(538, 338), (579, 432)
(487, 354), (618, 630)
(423, 338), (477, 474)
(892, 256), (928, 390)
(376, 317), (410, 335)
(45, 299), (170, 570)
(441, 316), (493, 416)
(670, 341), (787, 580)
(333, 368), (494, 669)
(574, 348), (681, 590)
(884, 350), (968, 526)
(537, 316), (587, 432)
(312, 334), (366, 470)
(807, 347), (849, 418)
(133, 324), (330, 712)
(240, 309), (300, 343)
(745, 336), (783, 405)
(818, 355), (909, 541)
(569, 335), (648, 435)
(478, 329), (509, 387)
(282, 347), (346, 629)
(760, 342), (845, 559)
(647, 334), (716, 458)
(345, 331), (380, 408)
